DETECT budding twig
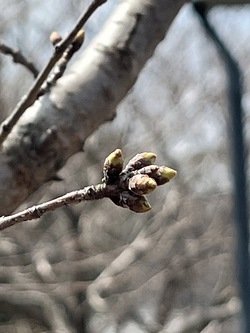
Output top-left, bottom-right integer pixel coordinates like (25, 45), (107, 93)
(0, 40), (39, 78)
(38, 30), (85, 98)
(0, 0), (107, 146)
(0, 183), (118, 231)
(0, 149), (177, 231)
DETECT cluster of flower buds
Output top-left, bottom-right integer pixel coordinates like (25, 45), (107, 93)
(102, 149), (177, 213)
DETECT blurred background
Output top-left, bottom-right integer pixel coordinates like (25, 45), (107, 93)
(0, 1), (249, 332)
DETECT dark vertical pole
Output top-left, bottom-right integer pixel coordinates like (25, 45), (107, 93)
(193, 3), (250, 332)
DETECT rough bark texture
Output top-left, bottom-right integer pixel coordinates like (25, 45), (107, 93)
(0, 0), (186, 214)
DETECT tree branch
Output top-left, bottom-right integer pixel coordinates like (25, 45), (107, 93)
(161, 298), (240, 333)
(38, 30), (85, 98)
(0, 290), (77, 333)
(0, 41), (39, 78)
(0, 0), (106, 146)
(0, 0), (185, 215)
(0, 149), (176, 230)
(0, 183), (116, 231)
(87, 230), (153, 311)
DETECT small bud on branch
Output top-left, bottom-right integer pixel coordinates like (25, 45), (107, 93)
(124, 152), (157, 172)
(50, 32), (63, 46)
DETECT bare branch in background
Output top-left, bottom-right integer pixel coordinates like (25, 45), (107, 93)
(160, 298), (241, 333)
(0, 289), (77, 333)
(0, 40), (39, 78)
(0, 0), (106, 146)
(87, 230), (153, 312)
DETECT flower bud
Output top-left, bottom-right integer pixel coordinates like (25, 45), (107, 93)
(125, 152), (157, 171)
(152, 166), (177, 185)
(50, 31), (62, 46)
(71, 29), (85, 52)
(110, 191), (151, 213)
(128, 195), (152, 213)
(119, 191), (151, 213)
(103, 149), (124, 182)
(129, 174), (157, 195)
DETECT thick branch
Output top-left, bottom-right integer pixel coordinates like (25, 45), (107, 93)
(0, 0), (106, 146)
(0, 0), (185, 215)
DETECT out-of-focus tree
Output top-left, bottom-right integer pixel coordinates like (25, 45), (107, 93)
(0, 1), (249, 332)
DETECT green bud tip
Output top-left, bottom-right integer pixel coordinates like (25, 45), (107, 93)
(153, 166), (177, 185)
(103, 149), (124, 180)
(161, 167), (177, 181)
(125, 152), (157, 171)
(105, 149), (124, 167)
(139, 152), (157, 164)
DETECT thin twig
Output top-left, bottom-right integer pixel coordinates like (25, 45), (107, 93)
(0, 149), (176, 231)
(0, 183), (118, 231)
(0, 40), (39, 78)
(38, 30), (85, 98)
(0, 0), (107, 147)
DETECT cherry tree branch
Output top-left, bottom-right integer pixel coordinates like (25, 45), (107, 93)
(0, 0), (106, 146)
(0, 0), (185, 215)
(0, 149), (177, 231)
(38, 30), (85, 98)
(0, 183), (117, 231)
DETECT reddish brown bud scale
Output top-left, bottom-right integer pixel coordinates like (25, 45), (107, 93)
(125, 152), (157, 171)
(129, 174), (157, 195)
